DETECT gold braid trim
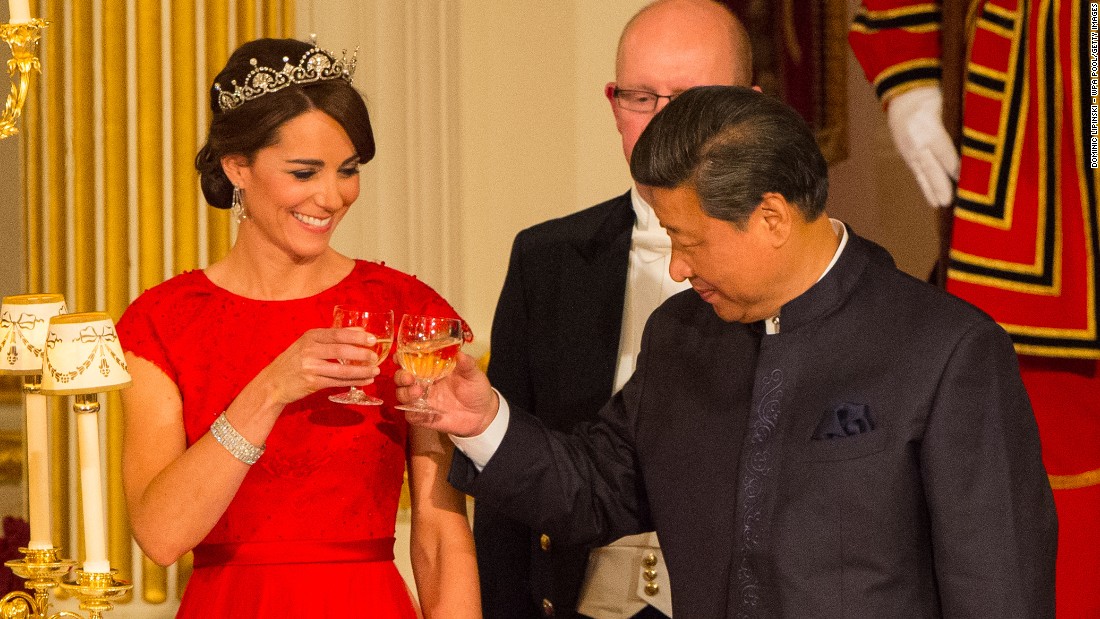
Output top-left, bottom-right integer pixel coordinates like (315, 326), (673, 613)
(1049, 467), (1100, 490)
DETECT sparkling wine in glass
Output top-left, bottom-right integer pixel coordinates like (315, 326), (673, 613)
(394, 315), (465, 413)
(328, 306), (394, 406)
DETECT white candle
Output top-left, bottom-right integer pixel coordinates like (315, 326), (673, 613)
(76, 407), (110, 573)
(25, 392), (52, 549)
(6, 0), (31, 24)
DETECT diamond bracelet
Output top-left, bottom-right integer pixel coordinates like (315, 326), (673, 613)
(209, 412), (266, 465)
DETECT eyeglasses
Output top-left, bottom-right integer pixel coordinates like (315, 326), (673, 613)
(610, 87), (679, 113)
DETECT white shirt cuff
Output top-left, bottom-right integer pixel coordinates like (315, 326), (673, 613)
(449, 389), (510, 472)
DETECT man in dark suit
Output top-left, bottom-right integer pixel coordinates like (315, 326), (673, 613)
(400, 86), (1057, 617)
(480, 1), (753, 617)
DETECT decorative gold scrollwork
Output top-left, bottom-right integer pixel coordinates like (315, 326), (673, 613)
(0, 19), (47, 140)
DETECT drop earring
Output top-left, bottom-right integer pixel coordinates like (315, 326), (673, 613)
(231, 185), (248, 223)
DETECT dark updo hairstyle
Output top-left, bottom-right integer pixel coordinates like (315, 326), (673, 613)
(195, 38), (376, 209)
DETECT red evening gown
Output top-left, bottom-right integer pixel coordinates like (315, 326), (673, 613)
(116, 260), (469, 617)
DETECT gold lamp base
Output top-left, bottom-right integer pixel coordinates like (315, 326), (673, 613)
(0, 547), (131, 619)
(59, 570), (131, 619)
(1, 546), (77, 618)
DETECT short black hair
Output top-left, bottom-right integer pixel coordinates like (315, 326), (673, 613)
(630, 85), (828, 227)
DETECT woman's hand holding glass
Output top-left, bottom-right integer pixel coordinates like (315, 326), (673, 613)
(329, 306), (394, 405)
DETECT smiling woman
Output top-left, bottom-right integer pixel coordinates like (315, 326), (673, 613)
(112, 37), (480, 619)
(217, 110), (362, 274)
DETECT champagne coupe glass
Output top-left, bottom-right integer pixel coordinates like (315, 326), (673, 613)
(394, 314), (465, 413)
(328, 306), (394, 405)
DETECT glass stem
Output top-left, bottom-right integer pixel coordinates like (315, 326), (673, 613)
(418, 379), (432, 406)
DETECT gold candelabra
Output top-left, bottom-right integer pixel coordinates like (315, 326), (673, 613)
(0, 17), (46, 140)
(2, 546), (79, 618)
(1, 546), (132, 619)
(2, 11), (134, 616)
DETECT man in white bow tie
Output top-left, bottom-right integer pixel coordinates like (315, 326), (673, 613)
(477, 1), (754, 618)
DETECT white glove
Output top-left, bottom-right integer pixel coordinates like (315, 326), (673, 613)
(886, 85), (960, 208)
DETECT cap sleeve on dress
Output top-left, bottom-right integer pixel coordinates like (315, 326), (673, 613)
(116, 283), (181, 384)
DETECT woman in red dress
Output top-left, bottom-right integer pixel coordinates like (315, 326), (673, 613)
(116, 37), (480, 617)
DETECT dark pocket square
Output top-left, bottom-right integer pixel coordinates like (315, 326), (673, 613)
(812, 402), (875, 440)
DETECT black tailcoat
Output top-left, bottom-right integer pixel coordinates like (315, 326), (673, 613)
(480, 191), (634, 617)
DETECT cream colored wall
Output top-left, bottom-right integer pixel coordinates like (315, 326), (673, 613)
(455, 2), (653, 347)
(309, 1), (653, 355)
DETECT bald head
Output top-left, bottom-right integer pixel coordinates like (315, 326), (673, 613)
(608, 0), (754, 164)
(617, 0), (752, 85)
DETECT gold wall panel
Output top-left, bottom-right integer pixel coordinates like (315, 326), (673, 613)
(43, 0), (64, 298)
(205, 0), (231, 262)
(70, 1), (94, 315)
(103, 0), (132, 598)
(22, 34), (40, 293)
(172, 0), (199, 275)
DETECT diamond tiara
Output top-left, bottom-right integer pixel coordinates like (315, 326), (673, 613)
(213, 38), (357, 113)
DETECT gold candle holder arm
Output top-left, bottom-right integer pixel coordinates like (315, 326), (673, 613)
(0, 18), (47, 140)
(1, 546), (78, 619)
